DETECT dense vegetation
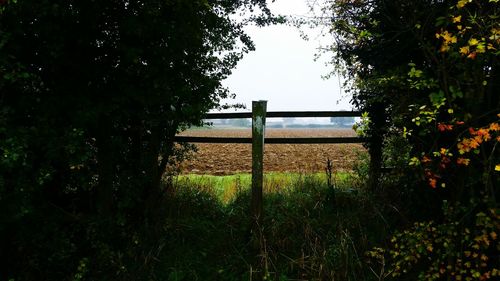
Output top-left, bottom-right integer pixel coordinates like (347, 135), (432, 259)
(1, 0), (498, 280)
(164, 173), (390, 281)
(315, 0), (500, 279)
(0, 0), (278, 279)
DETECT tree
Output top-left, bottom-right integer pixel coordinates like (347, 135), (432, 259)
(317, 0), (499, 279)
(283, 117), (296, 127)
(314, 0), (499, 198)
(0, 0), (278, 279)
(330, 116), (355, 127)
(311, 0), (445, 191)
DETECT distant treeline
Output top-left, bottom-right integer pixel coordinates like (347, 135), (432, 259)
(209, 116), (356, 129)
(267, 124), (353, 129)
(206, 122), (354, 129)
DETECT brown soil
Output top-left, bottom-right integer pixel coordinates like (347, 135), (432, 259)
(178, 128), (366, 175)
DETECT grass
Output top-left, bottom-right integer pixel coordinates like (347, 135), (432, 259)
(173, 172), (358, 204)
(159, 171), (390, 281)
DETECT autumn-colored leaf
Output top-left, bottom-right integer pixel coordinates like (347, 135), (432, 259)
(442, 156), (451, 164)
(440, 44), (451, 52)
(460, 46), (470, 55)
(476, 129), (491, 141)
(429, 178), (437, 188)
(422, 156), (432, 164)
(489, 123), (500, 131)
(457, 158), (470, 166)
(469, 138), (480, 149)
(438, 123), (453, 132)
(469, 38), (480, 46)
(426, 245), (433, 252)
(457, 142), (468, 154)
(457, 0), (470, 8)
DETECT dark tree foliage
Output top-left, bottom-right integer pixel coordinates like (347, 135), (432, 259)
(323, 1), (500, 278)
(319, 0), (499, 219)
(0, 0), (277, 279)
(326, 0), (451, 192)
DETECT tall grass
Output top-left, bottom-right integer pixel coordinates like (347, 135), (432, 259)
(173, 172), (356, 204)
(157, 171), (390, 281)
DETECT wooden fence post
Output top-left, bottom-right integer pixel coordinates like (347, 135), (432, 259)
(251, 100), (267, 231)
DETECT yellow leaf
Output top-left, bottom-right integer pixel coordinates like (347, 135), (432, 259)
(457, 158), (470, 166)
(457, 0), (471, 8)
(444, 32), (458, 44)
(460, 46), (470, 55)
(495, 164), (500, 171)
(440, 44), (451, 52)
(469, 38), (479, 46)
(427, 245), (433, 252)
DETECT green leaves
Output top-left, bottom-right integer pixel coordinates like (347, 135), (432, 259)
(429, 91), (446, 108)
(408, 64), (423, 78)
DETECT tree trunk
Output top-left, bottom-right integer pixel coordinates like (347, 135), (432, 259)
(367, 102), (386, 193)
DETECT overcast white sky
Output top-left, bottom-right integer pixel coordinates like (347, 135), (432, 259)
(219, 0), (352, 112)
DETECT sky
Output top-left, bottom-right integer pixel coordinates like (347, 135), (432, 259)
(219, 0), (353, 112)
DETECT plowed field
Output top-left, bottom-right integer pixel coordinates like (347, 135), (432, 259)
(178, 128), (366, 175)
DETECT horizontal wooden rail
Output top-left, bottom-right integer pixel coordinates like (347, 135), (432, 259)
(204, 111), (361, 119)
(174, 136), (367, 144)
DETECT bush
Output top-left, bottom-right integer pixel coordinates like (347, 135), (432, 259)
(367, 203), (499, 281)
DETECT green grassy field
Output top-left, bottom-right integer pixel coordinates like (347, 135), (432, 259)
(173, 172), (358, 204)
